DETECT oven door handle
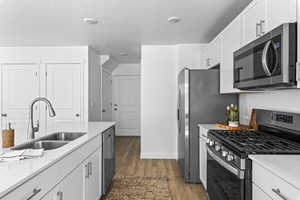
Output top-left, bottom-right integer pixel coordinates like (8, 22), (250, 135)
(207, 148), (244, 179)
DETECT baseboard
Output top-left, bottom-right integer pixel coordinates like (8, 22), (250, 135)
(140, 153), (177, 159)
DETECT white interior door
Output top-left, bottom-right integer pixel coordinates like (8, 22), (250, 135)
(45, 63), (82, 128)
(113, 75), (140, 136)
(102, 70), (112, 121)
(1, 63), (40, 144)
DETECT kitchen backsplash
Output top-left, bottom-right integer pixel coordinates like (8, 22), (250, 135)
(239, 90), (300, 124)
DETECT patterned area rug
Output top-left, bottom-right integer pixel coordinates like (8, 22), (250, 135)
(103, 177), (173, 200)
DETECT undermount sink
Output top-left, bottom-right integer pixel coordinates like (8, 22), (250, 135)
(12, 141), (69, 151)
(12, 132), (86, 151)
(41, 132), (87, 141)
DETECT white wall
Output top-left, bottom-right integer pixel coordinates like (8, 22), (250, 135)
(88, 47), (101, 122)
(141, 45), (177, 159)
(239, 90), (300, 124)
(112, 63), (140, 76)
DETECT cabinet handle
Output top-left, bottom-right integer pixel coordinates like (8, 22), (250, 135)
(1, 113), (7, 117)
(75, 113), (80, 117)
(85, 164), (89, 178)
(57, 191), (63, 200)
(272, 188), (289, 200)
(256, 23), (261, 37)
(25, 188), (42, 200)
(88, 161), (92, 176)
(260, 20), (265, 35)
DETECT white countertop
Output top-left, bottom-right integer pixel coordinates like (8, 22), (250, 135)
(250, 155), (300, 191)
(0, 121), (115, 198)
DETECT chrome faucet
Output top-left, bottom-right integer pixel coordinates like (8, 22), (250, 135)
(29, 97), (56, 139)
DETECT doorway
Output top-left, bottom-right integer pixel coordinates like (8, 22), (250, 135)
(102, 69), (113, 121)
(112, 75), (140, 136)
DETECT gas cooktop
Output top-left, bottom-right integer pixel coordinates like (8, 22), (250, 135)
(209, 129), (300, 154)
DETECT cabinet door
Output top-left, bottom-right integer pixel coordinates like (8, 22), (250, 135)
(220, 16), (242, 93)
(265, 0), (297, 32)
(85, 149), (100, 200)
(242, 0), (266, 45)
(60, 164), (84, 200)
(41, 186), (59, 200)
(253, 184), (272, 200)
(199, 128), (208, 189)
(45, 63), (82, 128)
(1, 63), (40, 144)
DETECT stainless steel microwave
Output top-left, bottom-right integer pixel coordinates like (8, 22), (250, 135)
(234, 23), (297, 90)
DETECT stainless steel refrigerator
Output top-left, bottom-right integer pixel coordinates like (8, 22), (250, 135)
(177, 68), (238, 183)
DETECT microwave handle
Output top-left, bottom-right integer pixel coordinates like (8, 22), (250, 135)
(262, 41), (272, 77)
(207, 147), (244, 179)
(262, 40), (279, 77)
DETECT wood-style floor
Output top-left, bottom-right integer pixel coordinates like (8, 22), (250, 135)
(114, 136), (207, 200)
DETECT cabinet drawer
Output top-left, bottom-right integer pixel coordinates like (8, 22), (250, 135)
(59, 134), (101, 179)
(252, 162), (300, 200)
(2, 162), (61, 200)
(253, 183), (272, 200)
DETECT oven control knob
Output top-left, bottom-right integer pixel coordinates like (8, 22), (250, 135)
(206, 139), (210, 144)
(222, 151), (228, 157)
(227, 154), (234, 162)
(209, 141), (214, 146)
(215, 145), (221, 151)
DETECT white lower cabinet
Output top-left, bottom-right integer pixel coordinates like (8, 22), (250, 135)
(42, 165), (84, 200)
(1, 132), (106, 200)
(252, 161), (300, 200)
(199, 126), (209, 189)
(84, 149), (101, 200)
(252, 183), (272, 200)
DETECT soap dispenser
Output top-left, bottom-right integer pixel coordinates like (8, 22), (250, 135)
(2, 122), (15, 148)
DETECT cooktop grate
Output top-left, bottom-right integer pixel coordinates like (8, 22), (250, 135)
(209, 130), (300, 154)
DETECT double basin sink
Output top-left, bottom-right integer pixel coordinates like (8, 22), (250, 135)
(12, 132), (87, 151)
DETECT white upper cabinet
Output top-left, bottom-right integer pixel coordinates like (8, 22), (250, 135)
(265, 0), (297, 32)
(242, 0), (266, 45)
(242, 0), (297, 45)
(213, 0), (297, 93)
(220, 16), (243, 94)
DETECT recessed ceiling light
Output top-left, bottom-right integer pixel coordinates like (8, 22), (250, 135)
(119, 52), (128, 56)
(83, 17), (99, 25)
(168, 16), (181, 24)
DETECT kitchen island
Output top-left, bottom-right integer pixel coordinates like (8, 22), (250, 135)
(0, 121), (115, 200)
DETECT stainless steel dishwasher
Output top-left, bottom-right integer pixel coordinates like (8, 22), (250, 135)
(102, 126), (115, 194)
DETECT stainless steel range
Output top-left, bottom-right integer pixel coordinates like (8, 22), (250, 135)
(206, 109), (300, 200)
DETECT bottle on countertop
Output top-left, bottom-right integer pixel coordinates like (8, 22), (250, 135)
(2, 122), (15, 148)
